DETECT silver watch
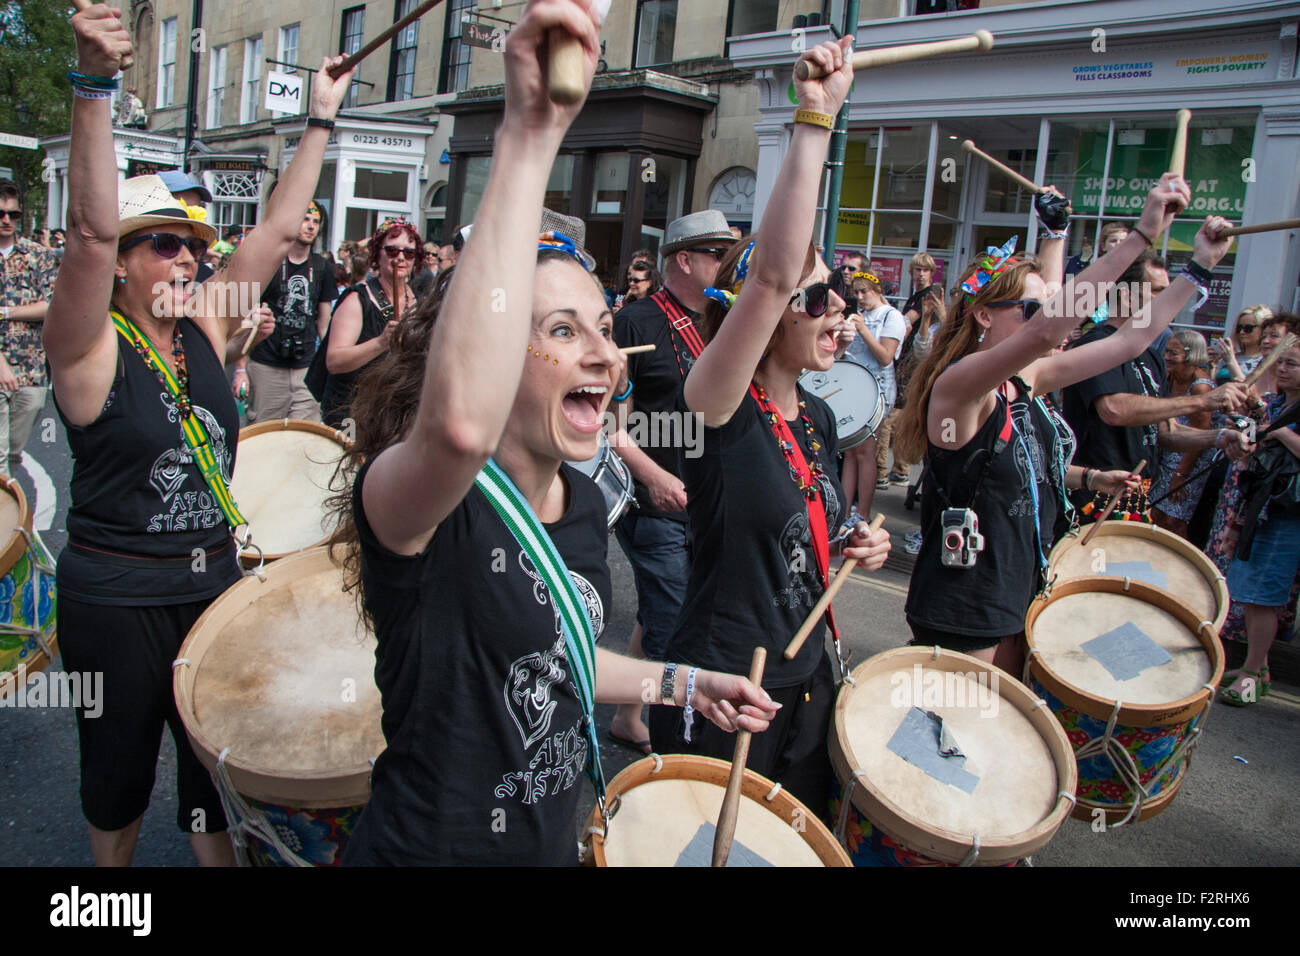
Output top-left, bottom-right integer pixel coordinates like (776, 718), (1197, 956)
(660, 662), (678, 706)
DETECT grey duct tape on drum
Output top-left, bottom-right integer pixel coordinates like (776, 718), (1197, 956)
(1081, 622), (1174, 682)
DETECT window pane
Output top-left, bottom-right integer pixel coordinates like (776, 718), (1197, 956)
(643, 153), (687, 224)
(591, 152), (630, 215)
(342, 7), (365, 107)
(872, 212), (922, 251)
(931, 132), (963, 219)
(544, 154), (575, 212)
(876, 127), (930, 212)
(346, 207), (379, 241)
(636, 1), (676, 67)
(459, 156), (492, 224)
(981, 147), (1036, 215)
(316, 162), (336, 203)
(353, 168), (409, 202)
(440, 0), (474, 94)
(729, 0), (779, 36)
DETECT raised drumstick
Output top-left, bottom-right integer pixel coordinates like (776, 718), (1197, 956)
(712, 647), (766, 868)
(1220, 218), (1300, 239)
(1081, 460), (1146, 546)
(328, 0), (444, 79)
(1169, 109), (1192, 178)
(1244, 334), (1300, 388)
(70, 0), (134, 70)
(796, 30), (993, 81)
(784, 514), (886, 660)
(619, 344), (655, 355)
(961, 140), (1045, 194)
(547, 0), (610, 104)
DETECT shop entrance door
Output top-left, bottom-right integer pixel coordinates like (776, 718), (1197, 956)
(955, 142), (1039, 273)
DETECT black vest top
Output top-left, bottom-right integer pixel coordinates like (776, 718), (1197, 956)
(55, 317), (242, 605)
(905, 377), (1074, 638)
(322, 278), (388, 427)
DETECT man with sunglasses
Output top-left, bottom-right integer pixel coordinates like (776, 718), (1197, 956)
(0, 179), (58, 475)
(607, 209), (734, 754)
(237, 201), (337, 422)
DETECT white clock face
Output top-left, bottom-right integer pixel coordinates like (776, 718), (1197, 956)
(709, 168), (756, 218)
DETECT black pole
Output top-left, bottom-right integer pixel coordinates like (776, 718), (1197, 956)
(182, 0), (204, 172)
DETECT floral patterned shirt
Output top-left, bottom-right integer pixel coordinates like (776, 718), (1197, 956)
(0, 237), (57, 387)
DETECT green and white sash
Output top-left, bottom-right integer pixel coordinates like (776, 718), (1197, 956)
(110, 310), (247, 531)
(474, 458), (606, 802)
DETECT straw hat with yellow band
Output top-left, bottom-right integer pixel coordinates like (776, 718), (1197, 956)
(117, 174), (218, 245)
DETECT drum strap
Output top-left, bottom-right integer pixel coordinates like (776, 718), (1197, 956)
(109, 311), (249, 534)
(474, 458), (607, 805)
(748, 384), (843, 664)
(652, 289), (705, 377)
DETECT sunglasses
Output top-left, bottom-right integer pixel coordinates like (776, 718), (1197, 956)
(987, 299), (1043, 321)
(790, 281), (833, 318)
(627, 276), (650, 284)
(1236, 324), (1258, 334)
(119, 232), (210, 260)
(688, 247), (730, 260)
(384, 245), (418, 260)
(0, 210), (21, 221)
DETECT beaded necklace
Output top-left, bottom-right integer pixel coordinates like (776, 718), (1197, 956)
(752, 382), (824, 500)
(129, 323), (193, 420)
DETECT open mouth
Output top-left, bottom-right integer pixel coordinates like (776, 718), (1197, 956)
(818, 329), (839, 353)
(562, 384), (608, 433)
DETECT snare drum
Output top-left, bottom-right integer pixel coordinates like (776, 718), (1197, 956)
(229, 419), (348, 566)
(1024, 576), (1223, 825)
(0, 477), (57, 700)
(174, 547), (383, 866)
(1049, 521), (1228, 631)
(799, 361), (885, 450)
(582, 754), (850, 866)
(570, 433), (635, 528)
(829, 647), (1076, 866)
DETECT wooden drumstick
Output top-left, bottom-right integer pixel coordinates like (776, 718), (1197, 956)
(328, 0), (443, 79)
(1169, 109), (1192, 178)
(547, 32), (586, 106)
(619, 344), (655, 355)
(1244, 334), (1299, 388)
(1080, 459), (1146, 546)
(784, 513), (886, 660)
(70, 0), (134, 70)
(961, 140), (1045, 194)
(1219, 218), (1300, 239)
(795, 30), (993, 81)
(239, 320), (259, 357)
(712, 646), (766, 868)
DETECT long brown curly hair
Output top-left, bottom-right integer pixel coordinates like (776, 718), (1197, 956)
(894, 254), (1042, 464)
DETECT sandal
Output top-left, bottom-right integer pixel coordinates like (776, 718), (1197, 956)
(1218, 667), (1270, 707)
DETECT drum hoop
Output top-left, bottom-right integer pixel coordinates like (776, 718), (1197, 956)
(1048, 522), (1229, 630)
(581, 753), (851, 867)
(830, 646), (1077, 866)
(233, 419), (350, 567)
(1024, 575), (1225, 727)
(0, 475), (34, 579)
(173, 546), (382, 808)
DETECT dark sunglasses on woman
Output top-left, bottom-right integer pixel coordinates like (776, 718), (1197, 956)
(987, 299), (1044, 321)
(118, 232), (210, 260)
(1236, 324), (1258, 334)
(789, 281), (833, 318)
(384, 245), (418, 260)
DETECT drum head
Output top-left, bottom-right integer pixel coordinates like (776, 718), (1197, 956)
(831, 648), (1075, 865)
(174, 548), (383, 807)
(586, 755), (849, 866)
(230, 420), (347, 561)
(1049, 523), (1227, 629)
(799, 361), (884, 450)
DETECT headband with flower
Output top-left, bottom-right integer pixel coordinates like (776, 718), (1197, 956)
(175, 197), (208, 224)
(537, 231), (592, 271)
(702, 240), (756, 312)
(851, 270), (881, 286)
(960, 236), (1018, 298)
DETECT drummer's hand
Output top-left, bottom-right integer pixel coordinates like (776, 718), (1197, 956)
(842, 521), (890, 570)
(689, 670), (781, 734)
(794, 36), (854, 118)
(72, 2), (132, 77)
(1093, 469), (1142, 496)
(379, 319), (399, 348)
(309, 55), (354, 121)
(645, 467), (686, 512)
(245, 304), (275, 346)
(231, 367), (248, 401)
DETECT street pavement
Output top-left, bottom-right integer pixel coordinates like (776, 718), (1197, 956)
(1, 395), (1296, 866)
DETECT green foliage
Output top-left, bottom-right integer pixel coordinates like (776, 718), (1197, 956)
(0, 1), (79, 227)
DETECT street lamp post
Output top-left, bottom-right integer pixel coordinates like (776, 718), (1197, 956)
(13, 101), (31, 233)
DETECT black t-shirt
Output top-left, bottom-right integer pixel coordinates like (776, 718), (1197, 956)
(1061, 323), (1166, 481)
(322, 278), (389, 427)
(613, 289), (699, 522)
(906, 379), (1073, 638)
(344, 459), (612, 866)
(664, 386), (845, 688)
(54, 318), (242, 604)
(902, 282), (941, 321)
(250, 252), (338, 369)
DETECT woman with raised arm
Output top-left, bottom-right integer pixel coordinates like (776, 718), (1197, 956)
(895, 176), (1240, 675)
(46, 4), (353, 866)
(323, 0), (776, 867)
(645, 37), (890, 816)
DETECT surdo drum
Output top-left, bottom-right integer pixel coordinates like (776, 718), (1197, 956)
(829, 647), (1077, 866)
(0, 477), (57, 700)
(582, 754), (850, 866)
(799, 361), (886, 450)
(228, 419), (348, 567)
(174, 547), (383, 866)
(1024, 576), (1223, 826)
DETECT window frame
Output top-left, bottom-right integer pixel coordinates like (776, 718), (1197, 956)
(632, 0), (677, 69)
(438, 0), (474, 95)
(206, 44), (227, 130)
(157, 16), (177, 108)
(340, 6), (366, 108)
(387, 0), (420, 102)
(241, 35), (264, 125)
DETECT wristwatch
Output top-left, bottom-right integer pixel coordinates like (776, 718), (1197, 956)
(660, 663), (678, 706)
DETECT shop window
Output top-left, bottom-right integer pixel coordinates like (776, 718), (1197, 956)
(354, 168), (410, 203)
(545, 155), (576, 213)
(981, 148), (1035, 216)
(389, 0), (420, 102)
(459, 156), (493, 224)
(341, 7), (366, 108)
(635, 1), (676, 68)
(643, 153), (687, 226)
(316, 162), (337, 204)
(439, 0), (474, 94)
(592, 152), (630, 215)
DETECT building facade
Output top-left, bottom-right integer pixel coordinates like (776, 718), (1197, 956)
(733, 0), (1300, 333)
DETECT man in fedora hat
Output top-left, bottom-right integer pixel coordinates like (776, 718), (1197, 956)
(607, 208), (735, 753)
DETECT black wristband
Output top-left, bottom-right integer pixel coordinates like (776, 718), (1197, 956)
(307, 117), (335, 130)
(1131, 225), (1154, 247)
(1183, 258), (1214, 285)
